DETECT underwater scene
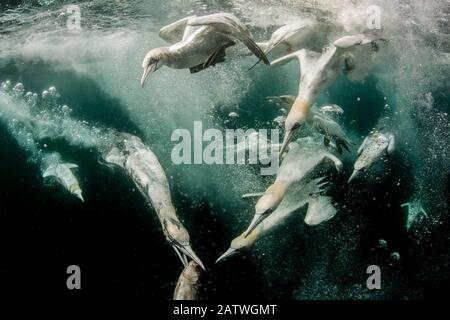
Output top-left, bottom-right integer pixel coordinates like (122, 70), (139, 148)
(0, 0), (449, 302)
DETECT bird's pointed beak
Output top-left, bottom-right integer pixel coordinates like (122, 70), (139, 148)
(348, 170), (360, 183)
(244, 214), (266, 238)
(176, 244), (205, 271)
(173, 245), (188, 267)
(141, 62), (157, 88)
(279, 128), (297, 161)
(216, 247), (239, 264)
(76, 192), (84, 203)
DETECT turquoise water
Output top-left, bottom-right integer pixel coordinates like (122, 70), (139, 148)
(0, 0), (449, 299)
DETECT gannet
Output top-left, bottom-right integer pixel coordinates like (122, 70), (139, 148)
(348, 131), (395, 182)
(216, 176), (334, 262)
(43, 162), (84, 202)
(103, 134), (205, 270)
(270, 34), (386, 158)
(173, 260), (202, 300)
(401, 200), (428, 232)
(141, 13), (269, 87)
(242, 137), (342, 237)
(266, 95), (350, 153)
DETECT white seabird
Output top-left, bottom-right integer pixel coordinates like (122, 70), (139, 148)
(43, 162), (84, 202)
(173, 260), (202, 300)
(270, 34), (386, 158)
(266, 95), (350, 153)
(103, 134), (205, 270)
(348, 130), (395, 183)
(242, 137), (342, 237)
(141, 13), (269, 87)
(216, 176), (334, 263)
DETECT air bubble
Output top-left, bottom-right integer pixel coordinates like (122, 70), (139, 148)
(228, 112), (239, 119)
(391, 252), (400, 261)
(1, 80), (12, 92)
(13, 83), (25, 95)
(42, 90), (49, 99)
(378, 239), (387, 248)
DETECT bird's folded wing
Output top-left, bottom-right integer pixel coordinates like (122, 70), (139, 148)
(188, 13), (269, 65)
(159, 16), (196, 44)
(188, 13), (249, 36)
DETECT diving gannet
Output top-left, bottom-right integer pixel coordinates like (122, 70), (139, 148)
(401, 200), (428, 232)
(217, 176), (334, 262)
(267, 95), (350, 153)
(43, 162), (84, 202)
(242, 137), (342, 237)
(141, 13), (269, 87)
(348, 131), (395, 183)
(270, 34), (386, 158)
(173, 260), (202, 300)
(103, 134), (205, 270)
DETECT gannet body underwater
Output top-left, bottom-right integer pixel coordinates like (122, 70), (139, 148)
(217, 176), (334, 262)
(242, 137), (342, 237)
(43, 163), (84, 202)
(256, 19), (329, 58)
(270, 34), (386, 157)
(103, 134), (205, 270)
(173, 260), (202, 300)
(141, 13), (269, 87)
(267, 95), (350, 153)
(348, 131), (395, 183)
(401, 200), (428, 232)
